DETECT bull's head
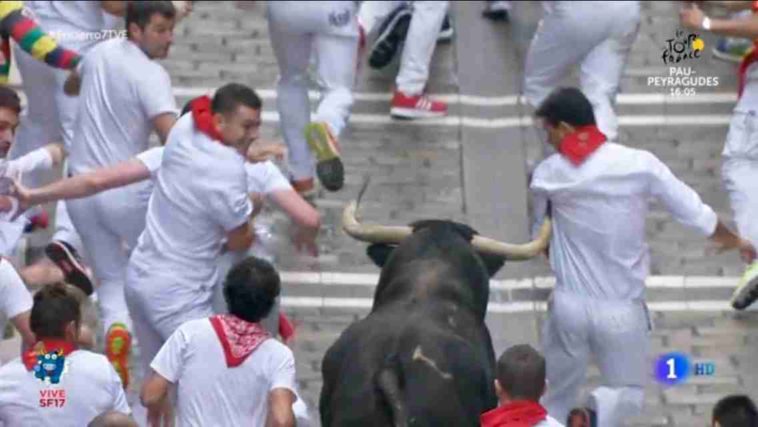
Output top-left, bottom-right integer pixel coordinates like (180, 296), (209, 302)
(342, 195), (551, 277)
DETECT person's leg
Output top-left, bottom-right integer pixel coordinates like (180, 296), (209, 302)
(523, 5), (599, 111)
(358, 0), (405, 38)
(540, 292), (591, 422)
(307, 24), (360, 192)
(66, 196), (133, 387)
(268, 6), (316, 192)
(723, 157), (758, 309)
(579, 2), (641, 142)
(394, 1), (447, 96)
(124, 278), (164, 387)
(589, 299), (649, 425)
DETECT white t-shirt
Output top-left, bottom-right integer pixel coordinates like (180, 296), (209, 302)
(136, 147), (293, 195)
(68, 38), (177, 175)
(0, 148), (53, 222)
(150, 318), (296, 427)
(0, 350), (130, 426)
(536, 415), (565, 427)
(26, 1), (117, 53)
(0, 260), (32, 349)
(128, 115), (252, 288)
(531, 143), (717, 301)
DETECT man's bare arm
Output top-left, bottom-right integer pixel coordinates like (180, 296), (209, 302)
(10, 311), (35, 347)
(681, 3), (758, 38)
(265, 388), (296, 427)
(16, 159), (151, 208)
(225, 221), (255, 252)
(153, 113), (178, 144)
(101, 1), (128, 16)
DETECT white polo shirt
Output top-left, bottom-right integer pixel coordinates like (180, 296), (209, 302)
(150, 318), (296, 426)
(68, 37), (177, 175)
(0, 350), (129, 426)
(136, 147), (292, 195)
(128, 115), (252, 289)
(530, 143), (717, 301)
(0, 260), (32, 355)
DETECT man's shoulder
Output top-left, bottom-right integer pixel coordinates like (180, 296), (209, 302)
(0, 357), (25, 378)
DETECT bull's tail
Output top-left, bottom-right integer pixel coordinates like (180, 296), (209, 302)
(376, 357), (408, 427)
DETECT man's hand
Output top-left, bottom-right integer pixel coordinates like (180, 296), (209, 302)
(680, 3), (707, 30)
(291, 226), (318, 257)
(63, 71), (81, 96)
(247, 142), (286, 163)
(172, 1), (193, 21)
(739, 238), (757, 264)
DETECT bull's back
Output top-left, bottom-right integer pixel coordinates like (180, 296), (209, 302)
(320, 302), (495, 426)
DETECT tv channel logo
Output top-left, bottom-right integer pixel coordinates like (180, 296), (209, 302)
(654, 352), (715, 386)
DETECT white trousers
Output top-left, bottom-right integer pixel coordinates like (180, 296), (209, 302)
(66, 181), (152, 335)
(723, 113), (758, 249)
(359, 1), (448, 95)
(541, 291), (649, 423)
(267, 1), (359, 181)
(523, 1), (641, 142)
(11, 44), (85, 254)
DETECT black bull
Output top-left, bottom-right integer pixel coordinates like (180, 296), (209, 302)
(320, 201), (551, 426)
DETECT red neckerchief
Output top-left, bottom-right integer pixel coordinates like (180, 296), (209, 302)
(22, 339), (77, 371)
(480, 401), (548, 427)
(558, 125), (607, 166)
(190, 95), (224, 142)
(209, 314), (271, 368)
(738, 2), (758, 99)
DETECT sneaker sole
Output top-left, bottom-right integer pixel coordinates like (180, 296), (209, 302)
(369, 8), (412, 69)
(731, 273), (758, 310)
(390, 107), (447, 119)
(45, 241), (94, 295)
(306, 124), (344, 192)
(105, 325), (131, 389)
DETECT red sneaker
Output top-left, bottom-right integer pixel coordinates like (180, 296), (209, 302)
(390, 91), (447, 119)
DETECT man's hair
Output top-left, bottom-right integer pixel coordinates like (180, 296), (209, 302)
(713, 395), (758, 427)
(534, 87), (596, 128)
(30, 283), (81, 339)
(223, 257), (281, 323)
(496, 344), (545, 401)
(126, 1), (175, 34)
(0, 85), (21, 115)
(212, 83), (262, 115)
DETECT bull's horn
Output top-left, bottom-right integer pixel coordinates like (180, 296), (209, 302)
(342, 201), (412, 243)
(470, 218), (552, 260)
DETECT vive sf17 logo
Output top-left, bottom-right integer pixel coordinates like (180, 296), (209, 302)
(662, 30), (705, 64)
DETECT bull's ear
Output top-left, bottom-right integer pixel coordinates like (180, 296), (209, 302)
(367, 243), (396, 268)
(478, 252), (506, 277)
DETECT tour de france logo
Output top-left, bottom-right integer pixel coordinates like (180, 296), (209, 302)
(662, 29), (705, 64)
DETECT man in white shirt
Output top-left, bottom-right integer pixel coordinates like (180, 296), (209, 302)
(0, 283), (131, 426)
(64, 0), (179, 389)
(0, 86), (66, 259)
(0, 258), (34, 359)
(680, 2), (758, 310)
(529, 88), (756, 426)
(125, 83), (261, 396)
(141, 256), (298, 427)
(480, 345), (563, 427)
(11, 0), (128, 295)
